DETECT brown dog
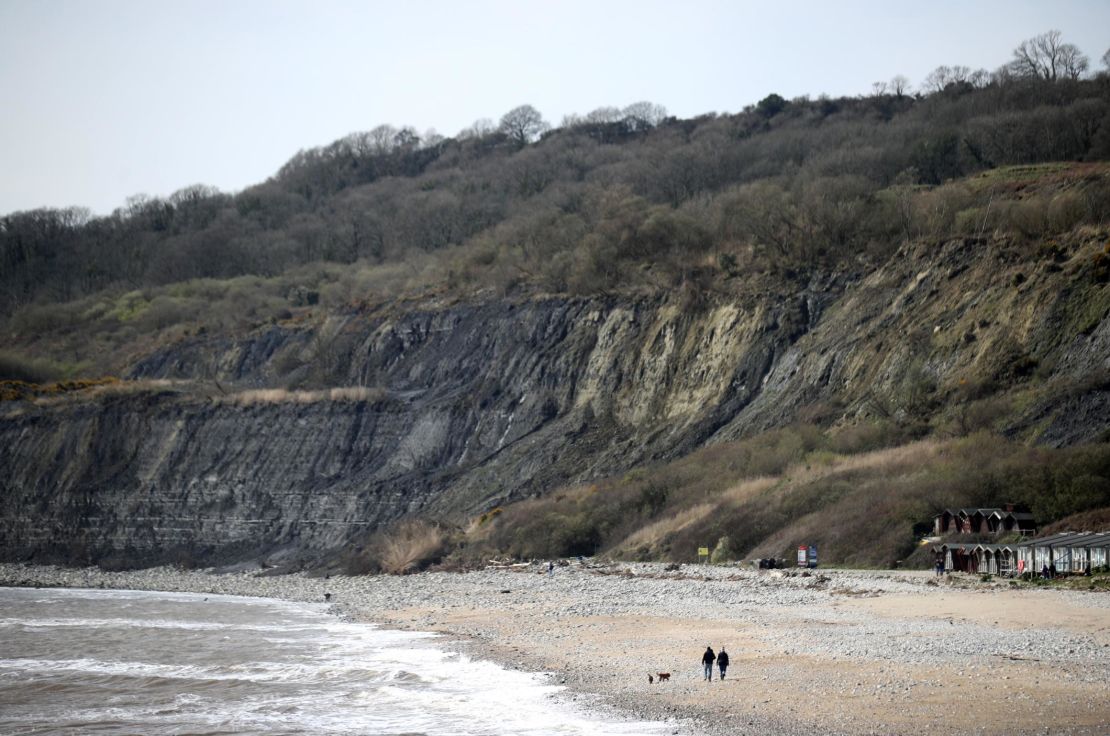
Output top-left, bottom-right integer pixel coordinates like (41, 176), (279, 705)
(655, 672), (670, 683)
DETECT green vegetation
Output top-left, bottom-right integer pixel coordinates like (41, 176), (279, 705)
(0, 350), (68, 383)
(0, 377), (119, 403)
(1010, 570), (1110, 592)
(435, 428), (1110, 570)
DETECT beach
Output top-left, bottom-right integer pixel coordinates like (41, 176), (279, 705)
(2, 561), (1108, 736)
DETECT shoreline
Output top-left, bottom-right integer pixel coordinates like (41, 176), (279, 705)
(2, 562), (1108, 735)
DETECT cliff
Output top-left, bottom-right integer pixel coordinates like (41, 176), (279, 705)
(2, 232), (1108, 567)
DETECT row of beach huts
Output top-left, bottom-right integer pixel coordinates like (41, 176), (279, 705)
(929, 506), (1109, 576)
(933, 531), (1110, 576)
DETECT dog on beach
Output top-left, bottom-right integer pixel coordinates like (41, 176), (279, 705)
(649, 672), (670, 684)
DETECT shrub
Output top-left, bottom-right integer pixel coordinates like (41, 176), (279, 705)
(0, 350), (64, 383)
(710, 535), (733, 563)
(477, 507), (503, 526)
(639, 482), (670, 517)
(226, 386), (385, 405)
(374, 519), (447, 574)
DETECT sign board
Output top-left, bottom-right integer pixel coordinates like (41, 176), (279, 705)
(698, 547), (709, 563)
(808, 545), (818, 569)
(797, 546), (808, 567)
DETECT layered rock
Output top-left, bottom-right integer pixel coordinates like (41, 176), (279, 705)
(2, 235), (1107, 565)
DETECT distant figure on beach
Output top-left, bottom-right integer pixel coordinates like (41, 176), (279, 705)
(702, 646), (715, 681)
(717, 647), (729, 680)
(935, 558), (944, 577)
(547, 560), (554, 577)
(1042, 564), (1050, 579)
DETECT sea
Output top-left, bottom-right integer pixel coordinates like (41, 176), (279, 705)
(0, 587), (668, 736)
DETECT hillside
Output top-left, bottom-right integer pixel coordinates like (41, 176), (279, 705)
(2, 48), (1109, 570)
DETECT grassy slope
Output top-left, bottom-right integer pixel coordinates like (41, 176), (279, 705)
(452, 428), (1110, 569)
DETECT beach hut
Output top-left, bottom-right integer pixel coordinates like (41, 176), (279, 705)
(1017, 532), (1084, 574)
(934, 542), (978, 572)
(955, 509), (981, 534)
(933, 505), (1035, 536)
(973, 543), (1018, 576)
(1064, 532), (1110, 573)
(1091, 534), (1110, 569)
(987, 508), (1037, 535)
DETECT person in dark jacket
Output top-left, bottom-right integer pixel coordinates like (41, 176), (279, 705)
(702, 646), (715, 681)
(717, 647), (729, 680)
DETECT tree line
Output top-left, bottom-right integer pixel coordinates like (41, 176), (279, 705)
(2, 31), (1109, 315)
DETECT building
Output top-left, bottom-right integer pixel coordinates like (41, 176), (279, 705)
(1017, 531), (1077, 573)
(973, 543), (1019, 576)
(933, 505), (1036, 536)
(933, 541), (1019, 575)
(935, 531), (1110, 575)
(934, 542), (976, 573)
(1063, 532), (1110, 573)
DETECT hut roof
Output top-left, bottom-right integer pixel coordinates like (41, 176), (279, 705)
(987, 510), (1035, 521)
(973, 543), (1019, 552)
(1066, 532), (1110, 548)
(933, 542), (979, 552)
(1016, 532), (1087, 548)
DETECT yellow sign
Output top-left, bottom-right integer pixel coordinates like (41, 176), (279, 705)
(698, 547), (709, 556)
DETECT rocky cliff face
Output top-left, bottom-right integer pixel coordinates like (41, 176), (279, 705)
(2, 234), (1107, 566)
(0, 294), (796, 566)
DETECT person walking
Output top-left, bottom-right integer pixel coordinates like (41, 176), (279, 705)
(717, 647), (729, 680)
(702, 645), (715, 681)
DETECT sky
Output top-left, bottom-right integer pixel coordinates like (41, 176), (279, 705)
(1, 0), (1108, 217)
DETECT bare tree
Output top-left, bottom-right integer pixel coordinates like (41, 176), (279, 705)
(421, 128), (444, 148)
(871, 80), (889, 97)
(367, 124), (399, 154)
(922, 66), (953, 93)
(968, 68), (991, 88)
(622, 101), (667, 131)
(498, 104), (549, 145)
(1058, 43), (1090, 80)
(392, 126), (420, 151)
(458, 118), (495, 139)
(922, 65), (977, 93)
(585, 106), (623, 124)
(169, 184), (221, 207)
(340, 131), (374, 156)
(1010, 30), (1089, 81)
(889, 75), (910, 97)
(560, 112), (583, 128)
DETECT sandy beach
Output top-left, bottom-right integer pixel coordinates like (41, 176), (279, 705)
(2, 561), (1108, 735)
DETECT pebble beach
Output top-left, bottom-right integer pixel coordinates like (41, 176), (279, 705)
(2, 561), (1108, 735)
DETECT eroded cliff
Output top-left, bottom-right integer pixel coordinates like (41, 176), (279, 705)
(2, 233), (1108, 566)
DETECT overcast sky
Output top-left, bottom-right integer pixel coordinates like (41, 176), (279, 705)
(1, 0), (1107, 217)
